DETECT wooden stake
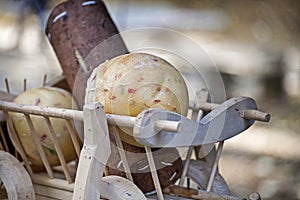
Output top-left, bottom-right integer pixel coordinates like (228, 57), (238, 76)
(5, 78), (10, 93)
(179, 89), (208, 187)
(4, 111), (33, 176)
(43, 74), (47, 87)
(0, 125), (9, 152)
(44, 116), (73, 183)
(111, 125), (134, 182)
(179, 146), (193, 187)
(23, 78), (27, 92)
(145, 146), (164, 200)
(24, 114), (54, 178)
(206, 141), (224, 192)
(65, 119), (82, 158)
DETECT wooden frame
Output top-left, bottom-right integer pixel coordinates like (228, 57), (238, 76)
(0, 87), (268, 199)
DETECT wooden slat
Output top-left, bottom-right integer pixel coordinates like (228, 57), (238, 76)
(44, 117), (73, 184)
(111, 125), (133, 182)
(179, 110), (202, 186)
(35, 194), (58, 200)
(32, 174), (74, 192)
(180, 89), (209, 186)
(65, 119), (82, 158)
(0, 125), (9, 152)
(206, 141), (224, 192)
(24, 114), (54, 178)
(4, 111), (33, 176)
(52, 161), (77, 179)
(34, 184), (73, 200)
(145, 146), (164, 200)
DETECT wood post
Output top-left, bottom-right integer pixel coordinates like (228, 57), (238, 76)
(73, 103), (110, 200)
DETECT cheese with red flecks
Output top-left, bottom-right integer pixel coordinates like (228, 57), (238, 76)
(86, 53), (189, 147)
(10, 87), (78, 171)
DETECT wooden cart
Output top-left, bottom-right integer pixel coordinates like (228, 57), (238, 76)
(0, 83), (268, 199)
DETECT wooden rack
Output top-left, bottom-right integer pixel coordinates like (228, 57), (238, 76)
(0, 88), (266, 200)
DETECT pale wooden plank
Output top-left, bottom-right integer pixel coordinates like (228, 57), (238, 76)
(36, 194), (58, 200)
(31, 174), (74, 192)
(44, 116), (72, 183)
(34, 184), (73, 200)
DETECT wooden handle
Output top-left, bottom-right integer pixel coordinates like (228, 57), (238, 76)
(189, 101), (270, 122)
(241, 109), (271, 122)
(107, 114), (180, 132)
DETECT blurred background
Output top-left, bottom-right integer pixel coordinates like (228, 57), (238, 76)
(0, 0), (299, 199)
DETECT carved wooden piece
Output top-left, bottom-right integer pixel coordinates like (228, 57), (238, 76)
(0, 96), (267, 199)
(73, 103), (110, 200)
(134, 97), (257, 147)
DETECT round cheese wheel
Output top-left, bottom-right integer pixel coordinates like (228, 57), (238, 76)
(86, 53), (189, 146)
(10, 87), (78, 170)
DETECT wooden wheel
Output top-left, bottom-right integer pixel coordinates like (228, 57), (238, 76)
(0, 151), (35, 200)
